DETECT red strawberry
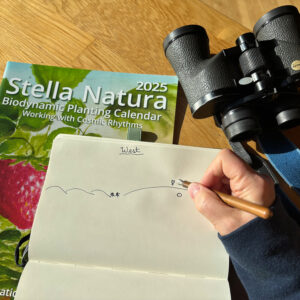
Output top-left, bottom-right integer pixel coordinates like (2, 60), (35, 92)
(0, 159), (46, 230)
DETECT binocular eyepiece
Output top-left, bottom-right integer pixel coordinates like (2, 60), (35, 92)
(164, 5), (300, 142)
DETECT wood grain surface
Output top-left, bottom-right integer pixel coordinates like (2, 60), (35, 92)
(1, 0), (300, 298)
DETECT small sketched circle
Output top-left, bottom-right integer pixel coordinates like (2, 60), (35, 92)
(177, 193), (182, 197)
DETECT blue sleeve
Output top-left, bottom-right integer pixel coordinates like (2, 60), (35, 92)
(219, 199), (300, 300)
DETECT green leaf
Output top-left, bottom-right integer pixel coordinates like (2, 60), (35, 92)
(0, 230), (21, 242)
(44, 127), (77, 150)
(85, 133), (102, 137)
(0, 278), (19, 290)
(28, 160), (44, 171)
(0, 253), (14, 262)
(31, 64), (90, 101)
(18, 102), (55, 131)
(61, 98), (87, 128)
(9, 130), (33, 156)
(0, 215), (16, 232)
(0, 117), (16, 138)
(0, 138), (30, 156)
(29, 157), (49, 170)
(0, 78), (24, 121)
(0, 216), (29, 292)
(0, 266), (20, 280)
(29, 133), (49, 158)
(0, 241), (13, 253)
(0, 251), (15, 267)
(105, 83), (177, 140)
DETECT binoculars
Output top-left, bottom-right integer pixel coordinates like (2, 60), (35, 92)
(164, 5), (300, 142)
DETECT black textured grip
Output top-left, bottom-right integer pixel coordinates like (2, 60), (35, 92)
(255, 14), (300, 76)
(165, 33), (240, 117)
(239, 48), (266, 76)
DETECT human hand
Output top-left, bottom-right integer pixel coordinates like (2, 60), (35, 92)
(188, 149), (276, 236)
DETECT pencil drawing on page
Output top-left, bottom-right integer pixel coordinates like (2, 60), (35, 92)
(46, 183), (186, 198)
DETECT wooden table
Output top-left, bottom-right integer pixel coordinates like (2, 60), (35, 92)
(1, 0), (299, 299)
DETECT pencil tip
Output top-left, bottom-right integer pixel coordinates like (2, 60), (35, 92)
(177, 179), (184, 185)
(177, 179), (190, 188)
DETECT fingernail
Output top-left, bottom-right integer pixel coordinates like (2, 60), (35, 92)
(188, 183), (202, 199)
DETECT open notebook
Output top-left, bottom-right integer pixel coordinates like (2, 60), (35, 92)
(15, 135), (230, 300)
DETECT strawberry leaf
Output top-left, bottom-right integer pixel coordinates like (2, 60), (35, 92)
(0, 265), (20, 280)
(29, 133), (49, 158)
(10, 130), (32, 156)
(0, 138), (31, 156)
(18, 102), (55, 131)
(28, 158), (48, 171)
(43, 127), (77, 150)
(0, 230), (21, 242)
(31, 64), (90, 102)
(0, 117), (16, 138)
(0, 214), (16, 231)
(0, 218), (27, 288)
(0, 278), (19, 290)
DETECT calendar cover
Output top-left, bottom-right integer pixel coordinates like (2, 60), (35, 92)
(0, 61), (178, 298)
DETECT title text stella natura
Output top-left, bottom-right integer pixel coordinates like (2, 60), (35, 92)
(5, 78), (168, 110)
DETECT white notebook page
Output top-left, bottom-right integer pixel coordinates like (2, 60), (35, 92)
(15, 135), (230, 300)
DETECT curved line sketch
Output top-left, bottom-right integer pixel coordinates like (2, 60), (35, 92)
(90, 189), (111, 197)
(46, 186), (67, 194)
(65, 188), (95, 195)
(46, 185), (187, 198)
(123, 186), (186, 196)
(46, 186), (99, 196)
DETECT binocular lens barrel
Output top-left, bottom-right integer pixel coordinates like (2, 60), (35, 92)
(253, 5), (300, 80)
(276, 107), (300, 129)
(254, 5), (300, 41)
(222, 108), (261, 142)
(163, 25), (209, 57)
(164, 25), (212, 118)
(164, 25), (241, 119)
(254, 5), (300, 130)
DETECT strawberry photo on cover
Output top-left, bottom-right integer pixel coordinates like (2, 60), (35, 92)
(0, 159), (46, 230)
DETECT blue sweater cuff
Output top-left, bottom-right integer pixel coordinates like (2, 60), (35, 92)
(218, 200), (278, 241)
(218, 197), (300, 300)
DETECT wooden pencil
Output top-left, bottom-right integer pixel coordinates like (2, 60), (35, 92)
(178, 179), (273, 219)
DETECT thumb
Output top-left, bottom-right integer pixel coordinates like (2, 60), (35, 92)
(188, 182), (237, 230)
